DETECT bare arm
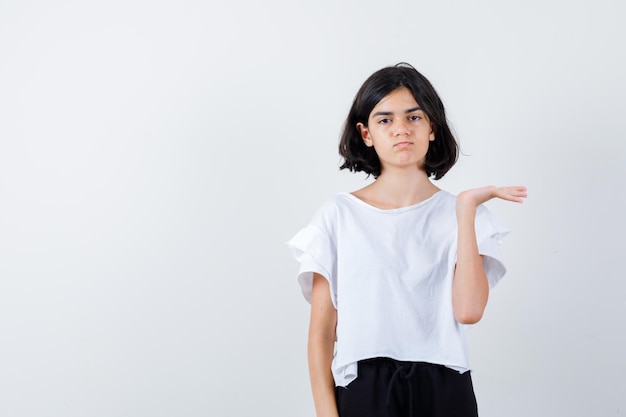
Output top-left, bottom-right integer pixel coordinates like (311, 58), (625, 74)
(453, 185), (527, 324)
(308, 273), (339, 417)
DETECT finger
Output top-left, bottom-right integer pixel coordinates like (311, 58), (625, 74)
(495, 186), (527, 203)
(500, 186), (528, 196)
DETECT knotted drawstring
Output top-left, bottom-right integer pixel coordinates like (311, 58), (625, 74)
(386, 361), (420, 417)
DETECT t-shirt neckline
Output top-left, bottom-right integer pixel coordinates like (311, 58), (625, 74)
(339, 190), (444, 213)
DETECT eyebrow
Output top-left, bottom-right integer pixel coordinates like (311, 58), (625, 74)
(371, 106), (422, 117)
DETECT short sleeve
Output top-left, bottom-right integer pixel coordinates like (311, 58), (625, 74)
(286, 224), (337, 308)
(475, 205), (511, 288)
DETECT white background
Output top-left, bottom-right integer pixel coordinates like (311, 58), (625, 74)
(1, 0), (625, 416)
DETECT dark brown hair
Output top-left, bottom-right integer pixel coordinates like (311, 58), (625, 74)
(339, 63), (458, 179)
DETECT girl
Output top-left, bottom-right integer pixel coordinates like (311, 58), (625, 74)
(287, 63), (526, 417)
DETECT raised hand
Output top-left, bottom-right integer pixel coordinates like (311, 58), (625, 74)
(452, 185), (527, 324)
(457, 185), (527, 209)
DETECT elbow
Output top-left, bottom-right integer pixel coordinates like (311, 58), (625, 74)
(452, 271), (489, 325)
(454, 307), (485, 325)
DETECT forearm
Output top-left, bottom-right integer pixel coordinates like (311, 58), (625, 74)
(308, 273), (339, 417)
(452, 185), (526, 323)
(308, 333), (339, 417)
(453, 200), (489, 324)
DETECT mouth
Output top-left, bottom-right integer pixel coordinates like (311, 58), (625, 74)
(394, 141), (413, 147)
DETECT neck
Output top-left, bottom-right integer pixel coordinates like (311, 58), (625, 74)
(359, 167), (440, 209)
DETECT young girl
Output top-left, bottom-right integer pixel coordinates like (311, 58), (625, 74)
(287, 63), (526, 417)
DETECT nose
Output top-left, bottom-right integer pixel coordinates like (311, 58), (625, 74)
(394, 120), (410, 136)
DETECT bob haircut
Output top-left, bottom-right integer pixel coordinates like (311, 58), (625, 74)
(339, 63), (458, 180)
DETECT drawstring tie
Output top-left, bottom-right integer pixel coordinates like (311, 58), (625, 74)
(386, 361), (420, 416)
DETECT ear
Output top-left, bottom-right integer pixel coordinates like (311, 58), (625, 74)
(429, 126), (435, 141)
(357, 122), (373, 147)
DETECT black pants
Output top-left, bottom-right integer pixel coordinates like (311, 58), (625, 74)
(335, 358), (479, 417)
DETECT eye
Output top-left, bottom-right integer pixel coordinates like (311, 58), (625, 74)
(409, 115), (421, 121)
(378, 118), (392, 125)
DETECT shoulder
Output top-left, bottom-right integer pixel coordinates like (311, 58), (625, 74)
(430, 189), (456, 211)
(475, 203), (509, 235)
(312, 193), (348, 216)
(435, 189), (456, 202)
(308, 193), (353, 230)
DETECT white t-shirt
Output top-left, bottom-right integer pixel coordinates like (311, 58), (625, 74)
(286, 190), (510, 387)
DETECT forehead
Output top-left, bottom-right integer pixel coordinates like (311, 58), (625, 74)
(371, 87), (420, 113)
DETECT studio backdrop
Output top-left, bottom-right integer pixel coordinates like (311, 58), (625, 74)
(0, 0), (624, 416)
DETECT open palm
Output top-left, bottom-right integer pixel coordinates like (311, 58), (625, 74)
(457, 185), (527, 207)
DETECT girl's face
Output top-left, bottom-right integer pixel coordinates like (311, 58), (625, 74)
(357, 87), (434, 175)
